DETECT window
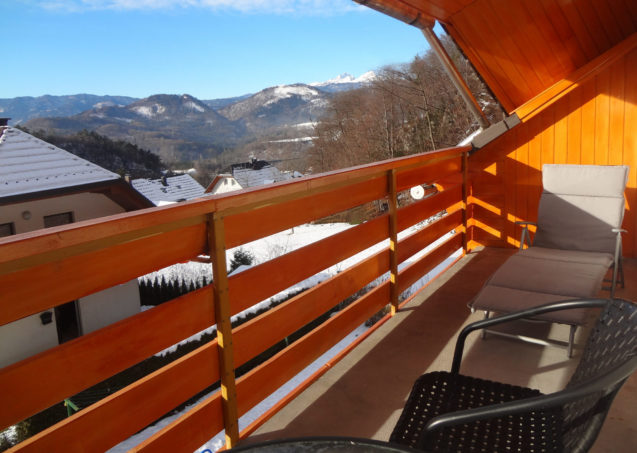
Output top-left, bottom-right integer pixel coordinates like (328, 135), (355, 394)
(43, 212), (74, 228)
(0, 222), (15, 237)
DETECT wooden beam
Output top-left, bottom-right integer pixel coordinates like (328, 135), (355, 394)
(208, 214), (239, 448)
(462, 151), (469, 254)
(388, 169), (400, 315)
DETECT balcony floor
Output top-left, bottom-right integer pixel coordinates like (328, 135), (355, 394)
(246, 247), (637, 452)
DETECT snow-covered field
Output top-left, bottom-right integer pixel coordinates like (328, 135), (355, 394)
(112, 218), (460, 452)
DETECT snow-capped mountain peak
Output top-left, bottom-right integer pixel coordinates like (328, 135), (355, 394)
(310, 71), (377, 87)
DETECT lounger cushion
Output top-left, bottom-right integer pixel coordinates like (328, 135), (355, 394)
(472, 286), (589, 325)
(533, 164), (628, 254)
(486, 250), (609, 298)
(541, 164), (628, 197)
(521, 247), (613, 267)
(472, 247), (610, 325)
(534, 194), (625, 253)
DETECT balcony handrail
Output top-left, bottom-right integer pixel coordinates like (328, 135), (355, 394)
(1, 145), (470, 452)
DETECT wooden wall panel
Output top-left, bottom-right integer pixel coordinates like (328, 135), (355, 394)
(469, 47), (637, 257)
(448, 0), (637, 110)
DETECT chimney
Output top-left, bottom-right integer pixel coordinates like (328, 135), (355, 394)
(0, 118), (10, 127)
(124, 174), (131, 184)
(161, 175), (168, 186)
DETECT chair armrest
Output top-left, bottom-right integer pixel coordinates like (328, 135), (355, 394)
(515, 221), (537, 226)
(450, 299), (609, 374)
(427, 355), (637, 434)
(612, 228), (627, 234)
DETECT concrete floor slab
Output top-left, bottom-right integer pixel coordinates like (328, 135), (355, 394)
(246, 247), (637, 452)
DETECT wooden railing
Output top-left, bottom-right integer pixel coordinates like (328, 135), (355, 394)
(0, 145), (470, 452)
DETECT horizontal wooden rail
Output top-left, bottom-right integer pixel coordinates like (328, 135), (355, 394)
(12, 338), (222, 453)
(225, 176), (387, 248)
(398, 232), (463, 294)
(228, 214), (388, 316)
(397, 211), (463, 263)
(395, 157), (462, 192)
(397, 184), (463, 232)
(0, 145), (466, 264)
(134, 282), (391, 453)
(233, 249), (390, 368)
(0, 287), (215, 430)
(1, 222), (207, 325)
(1, 145), (469, 452)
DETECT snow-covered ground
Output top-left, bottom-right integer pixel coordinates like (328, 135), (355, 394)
(115, 218), (460, 452)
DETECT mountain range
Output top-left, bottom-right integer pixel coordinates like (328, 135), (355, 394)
(1, 72), (376, 163)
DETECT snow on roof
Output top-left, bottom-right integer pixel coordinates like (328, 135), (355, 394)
(131, 174), (205, 206)
(0, 127), (120, 199)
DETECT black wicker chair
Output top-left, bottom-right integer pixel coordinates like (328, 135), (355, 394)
(390, 298), (637, 452)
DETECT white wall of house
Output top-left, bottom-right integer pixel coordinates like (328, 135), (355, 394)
(0, 312), (60, 368)
(209, 176), (242, 195)
(0, 192), (142, 367)
(0, 192), (126, 233)
(78, 280), (141, 335)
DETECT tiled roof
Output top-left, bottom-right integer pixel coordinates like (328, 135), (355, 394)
(231, 160), (302, 188)
(0, 127), (120, 198)
(131, 174), (205, 206)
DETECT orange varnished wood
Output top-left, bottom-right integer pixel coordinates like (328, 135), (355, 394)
(397, 185), (462, 232)
(446, 0), (636, 110)
(622, 49), (637, 255)
(443, 21), (514, 112)
(233, 249), (390, 368)
(0, 146), (467, 265)
(131, 392), (224, 453)
(469, 42), (637, 258)
(224, 176), (387, 248)
(14, 340), (221, 453)
(0, 223), (207, 326)
(234, 282), (390, 416)
(397, 233), (463, 294)
(1, 143), (469, 451)
(395, 157), (462, 191)
(397, 211), (463, 263)
(514, 32), (637, 121)
(228, 215), (388, 315)
(567, 86), (582, 164)
(0, 287), (214, 430)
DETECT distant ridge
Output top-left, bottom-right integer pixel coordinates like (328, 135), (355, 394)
(8, 72), (377, 162)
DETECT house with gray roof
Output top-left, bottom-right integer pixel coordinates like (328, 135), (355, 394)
(0, 124), (152, 367)
(231, 158), (303, 189)
(131, 174), (206, 206)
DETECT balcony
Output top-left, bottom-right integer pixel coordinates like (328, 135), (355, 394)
(1, 136), (635, 452)
(245, 248), (637, 453)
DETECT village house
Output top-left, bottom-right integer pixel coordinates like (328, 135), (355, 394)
(205, 173), (243, 195)
(231, 157), (303, 188)
(131, 173), (206, 206)
(0, 124), (152, 367)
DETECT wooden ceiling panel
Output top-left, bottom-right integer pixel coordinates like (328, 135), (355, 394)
(398, 0), (472, 21)
(361, 0), (636, 111)
(447, 0), (637, 110)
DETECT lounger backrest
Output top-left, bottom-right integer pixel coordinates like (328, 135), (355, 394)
(533, 164), (628, 254)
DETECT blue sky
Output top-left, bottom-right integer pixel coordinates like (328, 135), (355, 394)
(1, 0), (429, 100)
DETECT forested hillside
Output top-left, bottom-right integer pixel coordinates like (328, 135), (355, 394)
(308, 35), (503, 172)
(19, 128), (165, 179)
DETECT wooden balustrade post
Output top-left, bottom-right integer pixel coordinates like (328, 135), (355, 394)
(388, 169), (399, 315)
(208, 213), (239, 448)
(461, 151), (469, 254)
